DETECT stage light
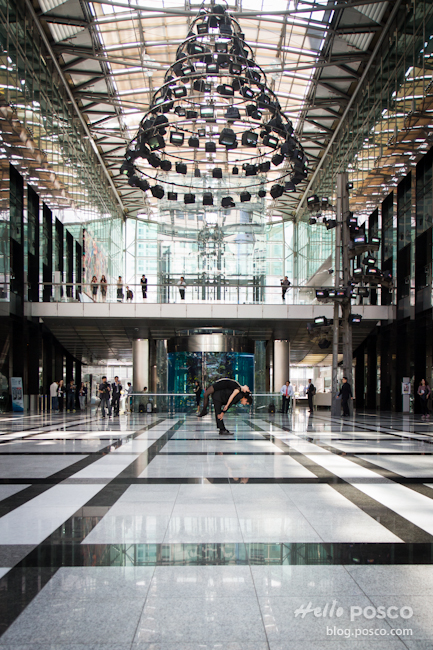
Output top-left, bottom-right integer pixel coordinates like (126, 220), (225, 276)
(184, 193), (195, 204)
(357, 287), (369, 297)
(314, 316), (328, 326)
(270, 184), (284, 199)
(232, 166), (239, 175)
(246, 104), (262, 120)
(365, 267), (381, 278)
(200, 105), (215, 119)
(174, 106), (186, 117)
(219, 22), (232, 36)
(120, 160), (135, 176)
(309, 217), (317, 225)
(212, 167), (222, 178)
(353, 267), (363, 277)
(347, 214), (358, 227)
(349, 313), (362, 324)
(219, 128), (237, 147)
(328, 289), (336, 298)
(173, 86), (187, 99)
(321, 197), (330, 209)
(229, 62), (242, 75)
(167, 191), (178, 200)
(240, 191), (251, 202)
(188, 136), (199, 148)
(194, 167), (201, 178)
(259, 161), (271, 173)
(187, 42), (205, 55)
(206, 62), (219, 74)
(151, 184), (164, 199)
(181, 64), (195, 76)
(241, 86), (255, 99)
(307, 195), (320, 211)
(160, 160), (172, 171)
(369, 236), (381, 250)
(364, 255), (376, 266)
(222, 196), (235, 208)
(285, 181), (296, 192)
(318, 339), (331, 349)
(346, 181), (354, 191)
(170, 132), (185, 146)
(244, 164), (257, 176)
(197, 23), (208, 34)
(148, 153), (161, 168)
(198, 128), (206, 137)
(225, 106), (240, 121)
(176, 162), (187, 174)
(325, 219), (337, 230)
(205, 141), (216, 152)
(128, 175), (150, 192)
(263, 134), (279, 148)
(272, 152), (284, 166)
(242, 131), (258, 147)
(316, 289), (329, 300)
(186, 110), (198, 119)
(193, 80), (206, 92)
(203, 192), (213, 205)
(147, 134), (165, 151)
(217, 84), (234, 97)
(215, 41), (228, 53)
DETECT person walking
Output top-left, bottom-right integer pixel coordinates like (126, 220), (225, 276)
(117, 276), (124, 302)
(78, 382), (87, 410)
(50, 379), (59, 413)
(91, 275), (98, 301)
(418, 379), (431, 420)
(193, 380), (202, 414)
(66, 379), (76, 412)
(99, 376), (112, 418)
(178, 276), (186, 300)
(141, 274), (148, 300)
(111, 376), (122, 416)
(338, 376), (353, 417)
(306, 378), (315, 413)
(198, 378), (252, 435)
(57, 379), (65, 412)
(281, 276), (291, 300)
(280, 380), (294, 413)
(100, 275), (107, 302)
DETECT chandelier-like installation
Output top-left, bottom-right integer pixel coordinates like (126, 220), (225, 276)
(122, 3), (308, 208)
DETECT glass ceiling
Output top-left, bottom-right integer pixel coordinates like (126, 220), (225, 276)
(36, 0), (389, 218)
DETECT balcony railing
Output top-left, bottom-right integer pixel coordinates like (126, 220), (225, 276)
(0, 281), (387, 306)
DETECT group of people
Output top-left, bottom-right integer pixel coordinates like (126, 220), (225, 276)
(49, 380), (88, 413)
(89, 275), (148, 302)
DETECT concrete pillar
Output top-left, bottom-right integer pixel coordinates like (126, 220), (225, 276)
(132, 339), (149, 392)
(273, 340), (290, 392)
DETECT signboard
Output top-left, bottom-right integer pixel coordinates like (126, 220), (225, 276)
(401, 382), (411, 395)
(11, 377), (24, 412)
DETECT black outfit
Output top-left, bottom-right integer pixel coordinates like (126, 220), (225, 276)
(338, 382), (353, 416)
(200, 378), (243, 432)
(66, 383), (76, 411)
(194, 383), (202, 407)
(99, 381), (112, 417)
(418, 385), (430, 416)
(282, 395), (291, 414)
(111, 381), (122, 415)
(141, 277), (147, 298)
(307, 382), (315, 412)
(57, 385), (64, 412)
(281, 279), (291, 299)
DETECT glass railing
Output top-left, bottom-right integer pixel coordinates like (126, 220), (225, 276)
(16, 282), (388, 306)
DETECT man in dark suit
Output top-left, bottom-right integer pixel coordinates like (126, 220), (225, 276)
(307, 379), (315, 413)
(338, 376), (353, 417)
(111, 376), (122, 416)
(99, 376), (112, 418)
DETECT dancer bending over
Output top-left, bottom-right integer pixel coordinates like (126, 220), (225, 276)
(198, 378), (252, 435)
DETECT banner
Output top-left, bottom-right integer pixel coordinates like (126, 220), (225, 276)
(11, 377), (24, 412)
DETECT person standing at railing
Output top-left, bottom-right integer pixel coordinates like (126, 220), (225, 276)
(280, 380), (294, 414)
(91, 276), (98, 301)
(178, 276), (186, 300)
(100, 275), (107, 302)
(141, 274), (148, 300)
(117, 276), (124, 302)
(126, 286), (134, 302)
(281, 276), (291, 300)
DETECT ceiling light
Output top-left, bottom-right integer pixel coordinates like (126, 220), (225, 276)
(240, 191), (251, 202)
(170, 131), (184, 145)
(147, 134), (165, 151)
(173, 86), (187, 99)
(200, 105), (215, 119)
(225, 106), (240, 121)
(272, 152), (284, 166)
(217, 84), (234, 97)
(167, 191), (178, 200)
(241, 131), (258, 147)
(212, 167), (222, 178)
(263, 134), (279, 148)
(232, 166), (239, 175)
(244, 164), (257, 176)
(160, 160), (172, 171)
(270, 184), (284, 199)
(259, 161), (271, 173)
(221, 196), (235, 208)
(184, 193), (195, 204)
(203, 192), (213, 205)
(219, 128), (237, 147)
(151, 184), (164, 199)
(229, 62), (242, 75)
(206, 62), (219, 74)
(205, 141), (216, 152)
(188, 136), (199, 148)
(186, 110), (198, 119)
(176, 162), (187, 174)
(194, 167), (201, 178)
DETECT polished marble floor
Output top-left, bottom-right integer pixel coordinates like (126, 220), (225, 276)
(1, 409), (433, 648)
